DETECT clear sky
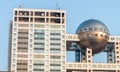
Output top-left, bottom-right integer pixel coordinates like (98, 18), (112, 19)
(1, 0), (120, 71)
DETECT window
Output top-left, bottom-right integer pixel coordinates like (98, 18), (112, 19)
(29, 65), (32, 69)
(34, 29), (45, 34)
(62, 56), (65, 59)
(50, 49), (60, 54)
(50, 56), (61, 59)
(18, 24), (29, 27)
(14, 33), (16, 36)
(30, 39), (32, 43)
(14, 28), (17, 32)
(50, 43), (61, 46)
(34, 48), (44, 53)
(62, 13), (65, 17)
(99, 28), (103, 31)
(34, 44), (44, 49)
(111, 37), (115, 40)
(30, 44), (32, 48)
(17, 48), (28, 53)
(68, 36), (72, 39)
(29, 70), (32, 72)
(50, 25), (61, 28)
(15, 11), (17, 15)
(31, 11), (33, 16)
(62, 25), (65, 28)
(30, 29), (33, 32)
(117, 51), (119, 54)
(46, 50), (49, 53)
(50, 35), (61, 39)
(34, 24), (45, 28)
(62, 30), (65, 34)
(29, 54), (32, 58)
(62, 19), (65, 24)
(88, 55), (91, 58)
(62, 40), (65, 43)
(117, 61), (119, 63)
(50, 60), (61, 65)
(62, 45), (65, 48)
(33, 69), (44, 71)
(35, 12), (45, 16)
(29, 60), (32, 64)
(46, 25), (49, 28)
(13, 49), (16, 53)
(30, 34), (33, 38)
(89, 28), (93, 31)
(13, 38), (16, 42)
(116, 42), (118, 45)
(83, 28), (87, 31)
(46, 18), (49, 23)
(12, 59), (16, 63)
(34, 55), (44, 58)
(88, 51), (91, 53)
(30, 24), (33, 27)
(13, 43), (16, 47)
(30, 18), (33, 22)
(94, 27), (98, 31)
(62, 66), (65, 69)
(117, 56), (119, 58)
(17, 54), (28, 58)
(13, 54), (16, 58)
(12, 64), (15, 68)
(105, 35), (107, 38)
(46, 12), (49, 16)
(29, 49), (32, 53)
(62, 61), (65, 64)
(46, 34), (49, 38)
(14, 23), (17, 27)
(18, 29), (28, 34)
(95, 34), (97, 36)
(62, 35), (65, 38)
(62, 50), (65, 54)
(50, 12), (60, 17)
(100, 34), (103, 37)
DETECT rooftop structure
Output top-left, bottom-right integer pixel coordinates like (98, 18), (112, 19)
(76, 19), (110, 54)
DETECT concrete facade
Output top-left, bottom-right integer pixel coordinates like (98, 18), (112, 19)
(8, 8), (120, 72)
(8, 8), (66, 72)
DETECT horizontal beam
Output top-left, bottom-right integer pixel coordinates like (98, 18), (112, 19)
(66, 62), (120, 70)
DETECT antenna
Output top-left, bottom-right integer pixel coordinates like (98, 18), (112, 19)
(56, 0), (60, 10)
(56, 2), (58, 10)
(18, 3), (24, 8)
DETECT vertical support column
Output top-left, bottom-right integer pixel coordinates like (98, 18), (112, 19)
(114, 42), (120, 63)
(114, 42), (120, 72)
(81, 53), (86, 63)
(86, 48), (92, 72)
(75, 50), (80, 62)
(86, 48), (92, 63)
(107, 50), (114, 63)
(107, 44), (114, 63)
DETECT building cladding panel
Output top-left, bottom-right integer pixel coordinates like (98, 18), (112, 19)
(8, 8), (66, 72)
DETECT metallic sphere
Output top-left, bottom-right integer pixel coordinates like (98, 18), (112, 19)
(76, 19), (110, 54)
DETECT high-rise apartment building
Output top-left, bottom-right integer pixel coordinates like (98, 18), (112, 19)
(8, 8), (66, 72)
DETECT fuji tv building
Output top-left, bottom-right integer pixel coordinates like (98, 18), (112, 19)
(8, 8), (120, 72)
(66, 19), (120, 72)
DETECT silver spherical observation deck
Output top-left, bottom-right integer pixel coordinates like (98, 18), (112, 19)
(76, 19), (110, 54)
